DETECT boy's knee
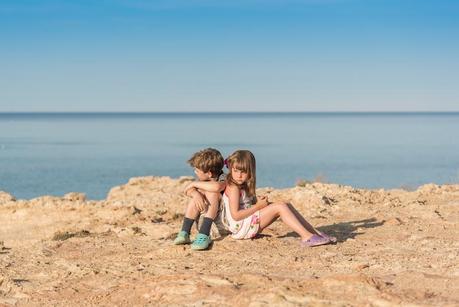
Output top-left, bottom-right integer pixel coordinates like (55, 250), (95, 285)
(188, 194), (207, 208)
(205, 191), (221, 204)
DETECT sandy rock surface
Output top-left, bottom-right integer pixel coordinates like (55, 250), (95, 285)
(1, 176), (458, 306)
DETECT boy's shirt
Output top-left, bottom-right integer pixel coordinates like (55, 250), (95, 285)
(216, 171), (226, 183)
(215, 171), (226, 194)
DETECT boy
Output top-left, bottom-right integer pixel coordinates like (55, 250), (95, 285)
(174, 148), (226, 250)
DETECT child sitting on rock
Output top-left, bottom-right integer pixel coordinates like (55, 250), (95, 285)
(173, 148), (226, 250)
(221, 150), (336, 246)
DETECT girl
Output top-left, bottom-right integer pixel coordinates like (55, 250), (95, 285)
(221, 150), (336, 247)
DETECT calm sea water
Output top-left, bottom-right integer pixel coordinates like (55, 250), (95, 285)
(1, 112), (458, 200)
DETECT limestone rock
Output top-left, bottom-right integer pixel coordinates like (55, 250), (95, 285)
(0, 191), (16, 204)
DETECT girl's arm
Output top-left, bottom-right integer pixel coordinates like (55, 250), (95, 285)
(184, 181), (226, 194)
(226, 184), (268, 221)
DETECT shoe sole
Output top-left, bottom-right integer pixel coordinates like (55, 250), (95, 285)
(174, 241), (191, 245)
(191, 241), (212, 251)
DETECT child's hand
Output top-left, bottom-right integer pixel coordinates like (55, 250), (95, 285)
(183, 182), (196, 194)
(258, 195), (269, 202)
(256, 195), (269, 209)
(191, 190), (208, 213)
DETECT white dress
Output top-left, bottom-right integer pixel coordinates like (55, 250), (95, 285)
(221, 189), (260, 239)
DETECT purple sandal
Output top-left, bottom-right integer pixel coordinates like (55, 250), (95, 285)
(318, 231), (337, 243)
(301, 234), (331, 247)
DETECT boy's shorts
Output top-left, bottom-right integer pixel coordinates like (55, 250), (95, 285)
(195, 202), (230, 239)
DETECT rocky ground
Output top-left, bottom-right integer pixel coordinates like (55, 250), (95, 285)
(1, 176), (458, 306)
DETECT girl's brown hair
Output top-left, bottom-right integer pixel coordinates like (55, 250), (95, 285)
(226, 150), (256, 197)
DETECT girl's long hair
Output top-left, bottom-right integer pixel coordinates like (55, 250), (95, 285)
(226, 150), (256, 197)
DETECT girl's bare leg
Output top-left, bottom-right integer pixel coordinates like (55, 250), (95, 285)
(259, 202), (313, 241)
(287, 203), (320, 235)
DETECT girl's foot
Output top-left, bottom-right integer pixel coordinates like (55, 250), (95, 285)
(318, 231), (337, 243)
(301, 234), (331, 247)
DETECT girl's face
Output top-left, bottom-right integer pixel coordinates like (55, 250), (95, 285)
(231, 164), (249, 185)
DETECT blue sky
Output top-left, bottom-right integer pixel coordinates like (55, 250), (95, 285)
(0, 0), (458, 112)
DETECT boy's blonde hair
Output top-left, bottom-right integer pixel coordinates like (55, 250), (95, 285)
(187, 148), (224, 178)
(226, 150), (256, 197)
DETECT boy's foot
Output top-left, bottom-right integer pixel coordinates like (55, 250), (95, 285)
(191, 233), (212, 251)
(301, 234), (331, 247)
(173, 231), (191, 245)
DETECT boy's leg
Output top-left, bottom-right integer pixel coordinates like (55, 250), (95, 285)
(174, 197), (201, 245)
(183, 197), (201, 232)
(199, 191), (220, 235)
(203, 191), (220, 219)
(191, 191), (220, 251)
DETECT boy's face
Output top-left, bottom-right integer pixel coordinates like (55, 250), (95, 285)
(194, 167), (213, 181)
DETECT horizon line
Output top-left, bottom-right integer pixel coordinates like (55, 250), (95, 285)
(2, 110), (459, 113)
(1, 111), (459, 115)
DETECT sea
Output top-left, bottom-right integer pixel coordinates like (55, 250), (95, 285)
(1, 112), (458, 200)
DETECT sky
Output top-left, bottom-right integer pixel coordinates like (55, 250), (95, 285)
(0, 0), (458, 112)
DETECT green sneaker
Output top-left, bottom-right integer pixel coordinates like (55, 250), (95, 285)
(173, 231), (191, 245)
(191, 233), (212, 251)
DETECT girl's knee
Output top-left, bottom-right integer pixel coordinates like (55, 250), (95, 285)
(274, 202), (288, 207)
(273, 202), (288, 212)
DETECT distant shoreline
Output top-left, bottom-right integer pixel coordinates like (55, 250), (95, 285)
(1, 111), (459, 117)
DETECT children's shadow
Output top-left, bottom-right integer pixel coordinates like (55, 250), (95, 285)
(251, 233), (272, 240)
(317, 218), (385, 242)
(279, 218), (385, 243)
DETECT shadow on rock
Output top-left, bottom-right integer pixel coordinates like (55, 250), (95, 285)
(317, 218), (385, 242)
(277, 217), (384, 243)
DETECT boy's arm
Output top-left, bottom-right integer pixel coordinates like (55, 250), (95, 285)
(185, 181), (226, 193)
(184, 186), (199, 197)
(185, 187), (208, 212)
